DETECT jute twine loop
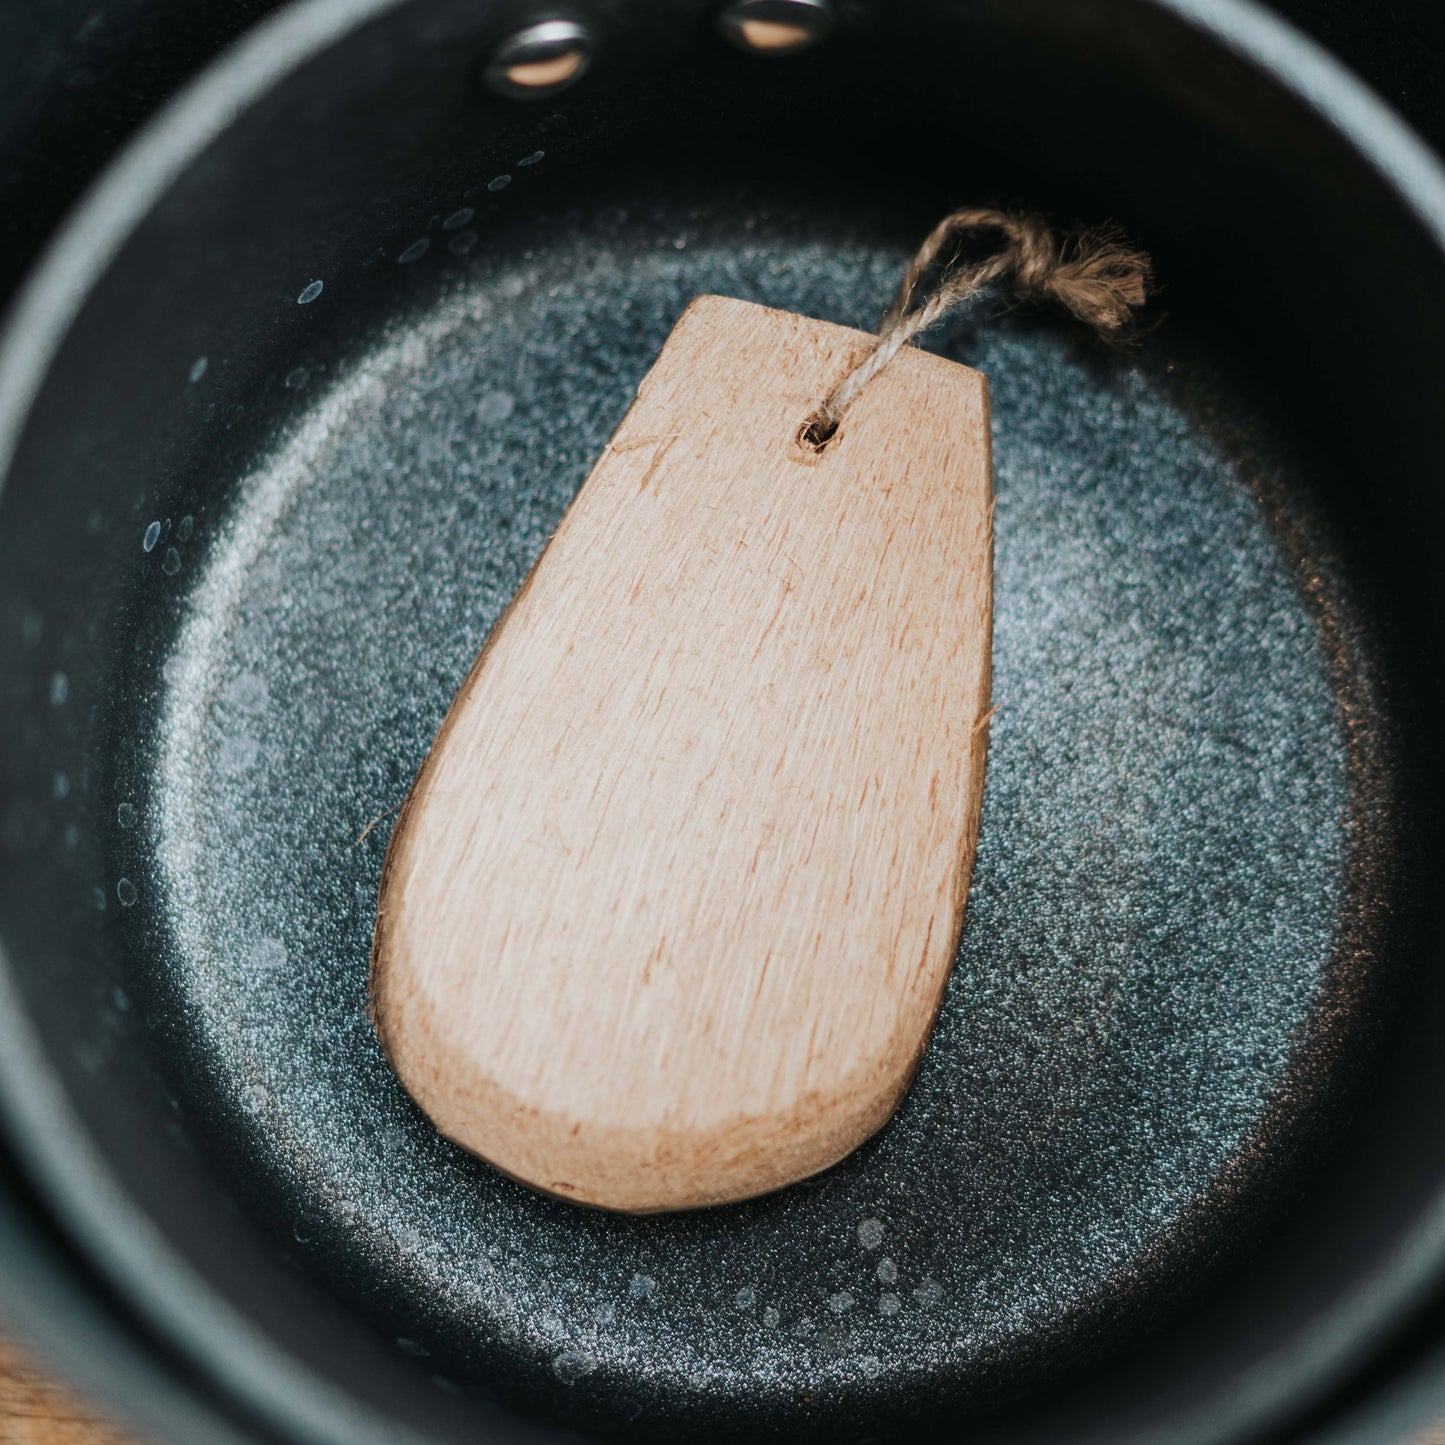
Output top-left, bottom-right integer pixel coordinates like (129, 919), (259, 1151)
(804, 207), (1152, 447)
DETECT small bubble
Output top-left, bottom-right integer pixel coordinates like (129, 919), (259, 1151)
(285, 366), (310, 390)
(487, 174), (511, 192)
(879, 1292), (902, 1316)
(143, 521), (161, 552)
(116, 801), (136, 829)
(443, 207), (474, 230)
(876, 1257), (897, 1284)
(397, 1337), (430, 1358)
(397, 238), (430, 264)
(447, 230), (478, 255)
(857, 1218), (885, 1250)
(828, 1291), (854, 1313)
(248, 937), (287, 970)
(672, 236), (687, 250)
(552, 1347), (597, 1384)
(298, 280), (323, 304)
(49, 672), (69, 706)
(762, 1306), (780, 1328)
(517, 149), (545, 166)
(188, 356), (208, 383)
(293, 1210), (321, 1243)
(162, 547), (181, 576)
(52, 772), (70, 799)
(859, 1355), (883, 1379)
(176, 514), (195, 541)
(913, 1276), (943, 1306)
(112, 987), (129, 1012)
(734, 1287), (756, 1312)
(477, 390), (516, 425)
(240, 1083), (269, 1115)
(629, 1273), (655, 1300)
(116, 877), (137, 906)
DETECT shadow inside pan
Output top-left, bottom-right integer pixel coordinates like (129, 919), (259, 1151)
(114, 173), (1400, 1440)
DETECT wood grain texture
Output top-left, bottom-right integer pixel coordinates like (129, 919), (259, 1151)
(0, 1339), (141, 1445)
(372, 294), (994, 1212)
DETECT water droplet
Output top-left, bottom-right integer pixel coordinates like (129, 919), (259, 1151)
(828, 1291), (854, 1313)
(298, 280), (323, 304)
(857, 1218), (884, 1250)
(49, 672), (69, 706)
(248, 937), (287, 970)
(92, 887), (107, 910)
(629, 1273), (655, 1300)
(176, 514), (195, 542)
(517, 150), (545, 166)
(672, 236), (687, 250)
(552, 1347), (597, 1384)
(734, 1287), (756, 1312)
(397, 1337), (430, 1358)
(447, 229), (478, 255)
(876, 1257), (897, 1284)
(791, 1318), (814, 1337)
(487, 174), (511, 192)
(63, 823), (79, 849)
(762, 1306), (780, 1328)
(443, 207), (474, 230)
(188, 356), (208, 383)
(913, 1276), (943, 1306)
(143, 521), (161, 552)
(240, 1083), (269, 1115)
(224, 671), (269, 714)
(285, 366), (309, 390)
(293, 1210), (321, 1242)
(477, 390), (516, 425)
(112, 987), (129, 1012)
(52, 772), (70, 799)
(218, 733), (260, 774)
(879, 1292), (901, 1316)
(859, 1355), (883, 1379)
(117, 802), (136, 829)
(162, 547), (181, 576)
(397, 238), (430, 264)
(337, 1199), (362, 1227)
(116, 877), (137, 906)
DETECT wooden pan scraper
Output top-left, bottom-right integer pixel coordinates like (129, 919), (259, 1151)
(370, 293), (994, 1212)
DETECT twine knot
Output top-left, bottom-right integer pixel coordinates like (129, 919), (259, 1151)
(803, 207), (1152, 449)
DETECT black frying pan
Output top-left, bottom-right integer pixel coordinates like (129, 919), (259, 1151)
(4, 1), (1445, 1442)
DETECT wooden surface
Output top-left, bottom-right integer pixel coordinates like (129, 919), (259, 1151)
(0, 1340), (140, 1444)
(372, 294), (995, 1213)
(5, 1330), (1445, 1445)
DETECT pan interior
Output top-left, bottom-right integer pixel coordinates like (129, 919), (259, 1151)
(115, 175), (1394, 1439)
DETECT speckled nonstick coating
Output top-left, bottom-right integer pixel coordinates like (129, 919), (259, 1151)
(105, 187), (1398, 1438)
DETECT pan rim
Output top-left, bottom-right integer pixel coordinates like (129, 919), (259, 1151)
(2, 0), (1445, 1442)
